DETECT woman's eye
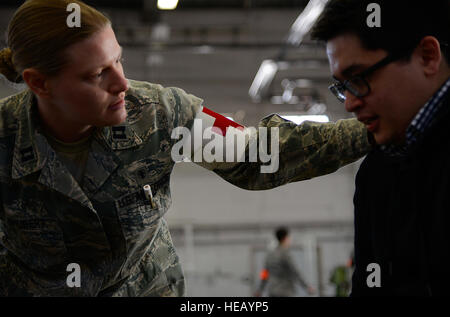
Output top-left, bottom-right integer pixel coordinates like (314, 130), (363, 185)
(93, 71), (104, 78)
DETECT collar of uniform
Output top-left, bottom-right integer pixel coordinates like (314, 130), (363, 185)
(13, 90), (145, 169)
(97, 123), (143, 150)
(97, 91), (144, 150)
(10, 89), (141, 180)
(11, 90), (49, 179)
(10, 91), (120, 207)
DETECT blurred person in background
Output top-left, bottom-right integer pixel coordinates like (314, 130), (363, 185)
(255, 227), (315, 297)
(329, 251), (354, 297)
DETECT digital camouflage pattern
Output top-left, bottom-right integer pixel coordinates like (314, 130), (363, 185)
(0, 79), (370, 296)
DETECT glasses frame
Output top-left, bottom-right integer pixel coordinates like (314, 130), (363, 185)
(329, 53), (405, 103)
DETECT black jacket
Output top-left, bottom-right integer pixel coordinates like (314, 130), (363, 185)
(351, 91), (450, 296)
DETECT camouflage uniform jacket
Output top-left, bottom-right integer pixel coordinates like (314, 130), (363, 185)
(0, 79), (370, 296)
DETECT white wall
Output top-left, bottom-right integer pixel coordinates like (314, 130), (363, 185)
(168, 160), (359, 226)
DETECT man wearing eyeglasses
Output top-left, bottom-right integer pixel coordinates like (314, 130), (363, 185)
(311, 0), (450, 296)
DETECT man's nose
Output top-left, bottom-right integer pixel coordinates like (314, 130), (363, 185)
(344, 91), (364, 113)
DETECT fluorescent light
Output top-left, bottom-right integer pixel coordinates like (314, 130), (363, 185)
(280, 115), (330, 125)
(194, 45), (214, 55)
(157, 0), (179, 10)
(248, 59), (278, 102)
(287, 0), (330, 46)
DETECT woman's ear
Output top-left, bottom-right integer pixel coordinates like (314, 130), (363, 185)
(22, 68), (52, 98)
(416, 36), (443, 77)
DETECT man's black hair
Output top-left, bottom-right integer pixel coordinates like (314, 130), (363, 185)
(311, 0), (450, 63)
(275, 227), (289, 244)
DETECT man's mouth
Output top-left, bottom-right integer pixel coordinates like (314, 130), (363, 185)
(358, 115), (379, 132)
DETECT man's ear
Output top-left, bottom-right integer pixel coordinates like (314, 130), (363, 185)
(416, 36), (442, 77)
(22, 68), (52, 98)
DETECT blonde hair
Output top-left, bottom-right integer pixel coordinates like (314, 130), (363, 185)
(0, 0), (111, 83)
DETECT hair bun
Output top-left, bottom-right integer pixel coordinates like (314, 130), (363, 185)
(0, 47), (21, 83)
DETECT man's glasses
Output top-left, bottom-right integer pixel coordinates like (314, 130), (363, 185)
(329, 53), (405, 103)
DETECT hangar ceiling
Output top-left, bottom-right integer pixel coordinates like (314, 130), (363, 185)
(0, 0), (310, 9)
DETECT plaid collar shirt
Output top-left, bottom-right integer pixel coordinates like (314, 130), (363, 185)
(380, 77), (450, 157)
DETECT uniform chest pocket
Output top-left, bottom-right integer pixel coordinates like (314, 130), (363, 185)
(3, 201), (67, 269)
(115, 188), (161, 240)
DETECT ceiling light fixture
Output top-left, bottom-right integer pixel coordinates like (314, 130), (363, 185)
(248, 59), (279, 103)
(287, 0), (330, 46)
(157, 0), (179, 10)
